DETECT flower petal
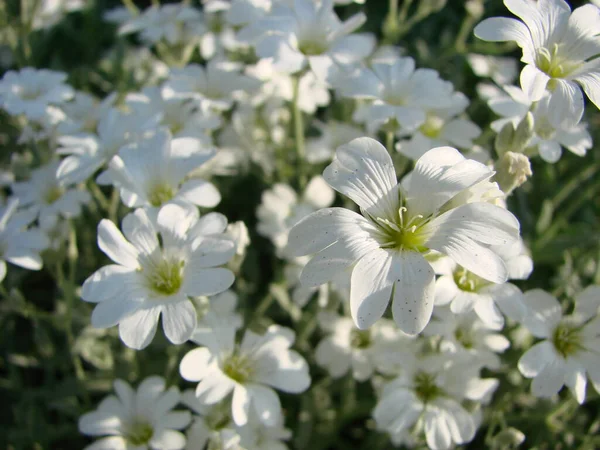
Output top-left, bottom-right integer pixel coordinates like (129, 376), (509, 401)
(97, 219), (139, 268)
(162, 300), (197, 345)
(118, 305), (161, 349)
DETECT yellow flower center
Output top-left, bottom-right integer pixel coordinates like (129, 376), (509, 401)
(453, 267), (489, 293)
(552, 322), (582, 359)
(350, 329), (372, 349)
(125, 419), (154, 446)
(298, 39), (328, 56)
(419, 114), (445, 139)
(44, 186), (64, 204)
(454, 327), (474, 349)
(148, 183), (175, 207)
(222, 353), (254, 383)
(413, 371), (443, 403)
(373, 207), (430, 252)
(147, 258), (184, 296)
(535, 44), (582, 79)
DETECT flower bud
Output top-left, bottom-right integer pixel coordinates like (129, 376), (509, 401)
(513, 112), (534, 152)
(494, 151), (532, 195)
(491, 427), (526, 449)
(494, 122), (515, 156)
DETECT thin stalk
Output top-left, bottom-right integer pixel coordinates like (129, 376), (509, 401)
(398, 0), (413, 25)
(386, 130), (395, 154)
(108, 188), (120, 224)
(121, 0), (139, 15)
(292, 75), (307, 190)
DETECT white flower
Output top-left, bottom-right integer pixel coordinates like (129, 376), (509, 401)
(78, 376), (191, 450)
(395, 91), (481, 160)
(190, 290), (244, 347)
(179, 325), (311, 427)
(125, 86), (221, 140)
(287, 137), (520, 335)
(0, 200), (49, 282)
(57, 91), (117, 135)
(517, 287), (600, 404)
(374, 357), (496, 450)
(56, 108), (156, 185)
(81, 204), (235, 349)
(337, 56), (455, 132)
(119, 4), (205, 46)
(164, 61), (261, 112)
(424, 307), (511, 370)
(11, 161), (91, 226)
(487, 85), (593, 162)
(257, 176), (334, 256)
(433, 239), (530, 330)
(467, 53), (518, 85)
(101, 129), (221, 214)
(315, 311), (410, 381)
(306, 120), (364, 164)
(474, 0), (600, 127)
(32, 0), (85, 30)
(0, 68), (74, 120)
(224, 221), (251, 257)
(253, 0), (374, 81)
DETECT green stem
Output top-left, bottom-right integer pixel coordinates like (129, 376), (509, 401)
(121, 0), (139, 15)
(385, 131), (395, 154)
(550, 163), (599, 211)
(89, 182), (110, 211)
(108, 188), (120, 224)
(398, 0), (413, 25)
(454, 13), (477, 53)
(292, 75), (307, 190)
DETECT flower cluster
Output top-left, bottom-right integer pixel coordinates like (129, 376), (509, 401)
(0, 0), (599, 449)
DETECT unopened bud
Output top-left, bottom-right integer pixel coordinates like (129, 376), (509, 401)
(492, 427), (526, 449)
(513, 112), (534, 151)
(494, 122), (515, 156)
(465, 0), (484, 18)
(68, 225), (78, 261)
(494, 151), (532, 195)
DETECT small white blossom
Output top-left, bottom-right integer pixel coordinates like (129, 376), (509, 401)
(179, 325), (310, 427)
(81, 204), (235, 349)
(78, 376), (191, 450)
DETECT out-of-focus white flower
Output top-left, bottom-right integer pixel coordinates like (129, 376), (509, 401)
(424, 307), (510, 370)
(181, 389), (238, 450)
(164, 61), (261, 112)
(433, 239), (531, 330)
(81, 204), (235, 349)
(102, 6), (132, 24)
(518, 287), (600, 404)
(257, 176), (334, 256)
(11, 161), (91, 227)
(78, 376), (191, 450)
(252, 0), (374, 81)
(287, 138), (521, 335)
(0, 68), (74, 120)
(246, 59), (330, 113)
(396, 92), (481, 160)
(101, 129), (220, 215)
(306, 120), (364, 164)
(56, 108), (156, 185)
(0, 200), (49, 282)
(32, 0), (85, 30)
(235, 415), (292, 450)
(125, 86), (221, 140)
(467, 54), (518, 85)
(190, 290), (244, 347)
(315, 311), (411, 381)
(487, 85), (593, 162)
(337, 56), (454, 133)
(224, 221), (251, 257)
(474, 0), (600, 127)
(57, 91), (117, 135)
(119, 4), (205, 46)
(179, 325), (310, 427)
(374, 357), (496, 449)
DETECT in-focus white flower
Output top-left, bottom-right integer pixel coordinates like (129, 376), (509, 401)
(101, 129), (221, 215)
(487, 85), (593, 162)
(78, 376), (191, 450)
(81, 204), (235, 349)
(315, 311), (410, 381)
(287, 137), (520, 335)
(518, 287), (600, 404)
(57, 108), (156, 185)
(257, 176), (334, 256)
(0, 200), (49, 282)
(164, 61), (261, 112)
(11, 161), (91, 227)
(179, 325), (310, 427)
(337, 56), (454, 132)
(467, 53), (519, 85)
(424, 307), (511, 370)
(0, 68), (74, 120)
(374, 356), (497, 450)
(252, 0), (374, 81)
(395, 91), (481, 160)
(474, 0), (600, 127)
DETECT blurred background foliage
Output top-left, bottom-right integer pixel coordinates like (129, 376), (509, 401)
(0, 0), (599, 449)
